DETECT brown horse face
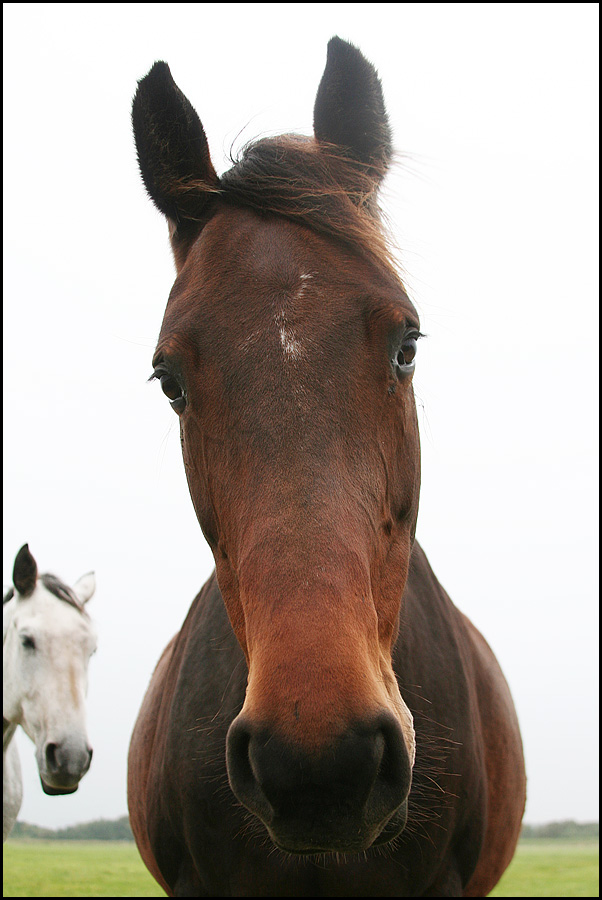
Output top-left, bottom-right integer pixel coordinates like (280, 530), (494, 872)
(154, 207), (420, 851)
(135, 38), (421, 854)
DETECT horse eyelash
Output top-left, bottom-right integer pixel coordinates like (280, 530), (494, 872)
(148, 366), (169, 384)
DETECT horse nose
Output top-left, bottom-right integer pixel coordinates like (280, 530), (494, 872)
(226, 712), (412, 853)
(45, 740), (93, 779)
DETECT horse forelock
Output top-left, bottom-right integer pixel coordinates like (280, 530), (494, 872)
(4, 576), (87, 617)
(38, 574), (88, 616)
(175, 134), (405, 284)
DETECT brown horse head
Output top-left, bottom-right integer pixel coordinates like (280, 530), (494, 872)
(133, 37), (422, 854)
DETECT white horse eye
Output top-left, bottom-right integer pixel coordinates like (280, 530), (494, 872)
(21, 634), (36, 650)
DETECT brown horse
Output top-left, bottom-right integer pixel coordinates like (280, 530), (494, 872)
(128, 37), (526, 897)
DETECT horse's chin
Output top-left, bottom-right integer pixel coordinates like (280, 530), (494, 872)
(40, 778), (79, 796)
(271, 800), (409, 857)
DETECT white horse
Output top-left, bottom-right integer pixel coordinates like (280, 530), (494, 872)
(3, 544), (97, 841)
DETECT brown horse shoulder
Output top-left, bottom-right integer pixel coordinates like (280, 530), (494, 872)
(460, 613), (526, 896)
(128, 633), (179, 897)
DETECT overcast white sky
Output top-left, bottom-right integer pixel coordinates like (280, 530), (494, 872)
(3, 3), (598, 830)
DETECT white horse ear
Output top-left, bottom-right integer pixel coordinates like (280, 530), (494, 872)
(73, 572), (96, 605)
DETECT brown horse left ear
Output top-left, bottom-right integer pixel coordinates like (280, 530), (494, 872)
(13, 544), (37, 597)
(313, 37), (393, 186)
(132, 61), (219, 233)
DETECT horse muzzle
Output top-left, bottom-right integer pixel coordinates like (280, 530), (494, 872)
(226, 711), (412, 854)
(38, 739), (93, 794)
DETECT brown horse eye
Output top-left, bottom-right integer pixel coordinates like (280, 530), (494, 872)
(396, 338), (417, 372)
(160, 375), (186, 413)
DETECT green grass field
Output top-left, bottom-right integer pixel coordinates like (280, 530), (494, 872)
(3, 838), (599, 897)
(489, 840), (599, 898)
(2, 840), (164, 897)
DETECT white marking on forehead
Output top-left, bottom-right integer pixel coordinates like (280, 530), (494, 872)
(296, 272), (313, 301)
(274, 273), (314, 362)
(276, 310), (303, 361)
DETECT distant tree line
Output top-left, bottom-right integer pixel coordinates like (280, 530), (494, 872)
(11, 816), (134, 841)
(10, 816), (599, 842)
(520, 820), (598, 840)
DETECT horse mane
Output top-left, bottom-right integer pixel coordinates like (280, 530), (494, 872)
(179, 134), (403, 280)
(3, 575), (87, 615)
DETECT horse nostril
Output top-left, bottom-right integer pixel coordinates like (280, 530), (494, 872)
(378, 714), (412, 789)
(44, 741), (93, 777)
(226, 718), (274, 823)
(45, 742), (59, 772)
(226, 720), (254, 791)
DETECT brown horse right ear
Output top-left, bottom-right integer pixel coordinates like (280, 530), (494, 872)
(132, 62), (220, 233)
(13, 544), (37, 597)
(313, 37), (392, 188)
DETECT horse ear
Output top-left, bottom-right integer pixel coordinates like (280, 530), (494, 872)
(313, 37), (392, 186)
(73, 572), (96, 605)
(132, 61), (219, 230)
(13, 544), (37, 597)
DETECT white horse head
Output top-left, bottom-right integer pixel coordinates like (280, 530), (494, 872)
(3, 544), (97, 840)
